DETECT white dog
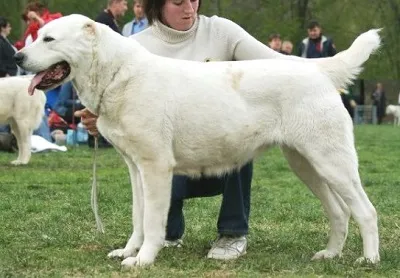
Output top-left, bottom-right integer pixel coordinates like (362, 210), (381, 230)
(385, 104), (400, 126)
(0, 76), (45, 165)
(15, 14), (381, 267)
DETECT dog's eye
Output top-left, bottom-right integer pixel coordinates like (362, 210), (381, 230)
(43, 36), (55, 42)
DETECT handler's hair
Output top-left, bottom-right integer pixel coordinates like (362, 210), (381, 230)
(108, 0), (126, 6)
(143, 0), (202, 25)
(307, 20), (320, 30)
(0, 16), (10, 29)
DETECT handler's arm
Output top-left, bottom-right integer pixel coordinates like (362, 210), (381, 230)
(214, 17), (308, 62)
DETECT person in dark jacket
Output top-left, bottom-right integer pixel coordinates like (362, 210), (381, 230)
(339, 87), (357, 119)
(95, 0), (128, 34)
(297, 20), (336, 58)
(53, 81), (84, 127)
(371, 82), (387, 124)
(0, 17), (18, 77)
(0, 17), (18, 134)
(90, 0), (128, 147)
(88, 0), (128, 147)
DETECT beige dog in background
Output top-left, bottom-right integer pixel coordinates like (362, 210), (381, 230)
(386, 104), (400, 126)
(0, 76), (46, 165)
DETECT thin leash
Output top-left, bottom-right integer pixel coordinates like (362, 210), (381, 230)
(70, 80), (104, 233)
(91, 135), (104, 233)
(81, 70), (107, 234)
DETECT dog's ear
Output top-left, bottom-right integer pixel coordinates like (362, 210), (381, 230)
(83, 21), (96, 36)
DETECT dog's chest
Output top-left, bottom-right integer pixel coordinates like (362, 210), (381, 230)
(96, 117), (122, 140)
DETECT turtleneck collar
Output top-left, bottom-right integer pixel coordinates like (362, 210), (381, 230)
(152, 16), (200, 44)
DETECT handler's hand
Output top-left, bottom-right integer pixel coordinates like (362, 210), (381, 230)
(74, 108), (99, 136)
(27, 11), (40, 20)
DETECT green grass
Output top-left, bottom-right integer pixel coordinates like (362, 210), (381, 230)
(0, 125), (399, 277)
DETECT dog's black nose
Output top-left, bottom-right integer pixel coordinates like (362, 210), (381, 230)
(14, 52), (25, 66)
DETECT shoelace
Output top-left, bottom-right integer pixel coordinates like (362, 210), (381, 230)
(212, 236), (245, 251)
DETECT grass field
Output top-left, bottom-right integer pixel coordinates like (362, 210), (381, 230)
(0, 125), (399, 277)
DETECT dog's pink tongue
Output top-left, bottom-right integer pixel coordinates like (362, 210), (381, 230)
(28, 71), (47, 95)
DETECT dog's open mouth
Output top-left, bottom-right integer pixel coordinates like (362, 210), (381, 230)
(28, 61), (71, 95)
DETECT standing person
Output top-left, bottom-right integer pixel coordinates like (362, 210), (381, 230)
(281, 40), (293, 55)
(267, 33), (282, 52)
(92, 0), (128, 147)
(122, 0), (148, 37)
(75, 0), (314, 260)
(0, 16), (17, 132)
(338, 87), (357, 119)
(398, 91), (400, 105)
(297, 20), (336, 58)
(371, 82), (387, 124)
(95, 0), (128, 34)
(0, 17), (18, 78)
(15, 1), (62, 50)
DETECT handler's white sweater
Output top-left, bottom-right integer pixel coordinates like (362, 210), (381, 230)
(131, 15), (286, 62)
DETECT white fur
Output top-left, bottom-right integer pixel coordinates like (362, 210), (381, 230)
(0, 76), (45, 165)
(17, 14), (381, 267)
(386, 104), (400, 126)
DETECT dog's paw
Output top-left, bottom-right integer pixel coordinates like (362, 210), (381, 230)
(108, 248), (125, 258)
(355, 255), (380, 265)
(121, 255), (154, 268)
(311, 249), (341, 261)
(108, 248), (136, 259)
(11, 160), (27, 166)
(121, 256), (138, 268)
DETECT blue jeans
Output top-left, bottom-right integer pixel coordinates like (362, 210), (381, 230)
(0, 125), (10, 133)
(33, 115), (52, 142)
(166, 162), (252, 240)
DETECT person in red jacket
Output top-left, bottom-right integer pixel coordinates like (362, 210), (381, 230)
(15, 1), (62, 50)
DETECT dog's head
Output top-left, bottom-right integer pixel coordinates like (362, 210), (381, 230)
(15, 14), (98, 95)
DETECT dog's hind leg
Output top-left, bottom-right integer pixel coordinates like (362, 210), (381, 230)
(9, 119), (32, 165)
(108, 155), (144, 259)
(297, 137), (379, 264)
(281, 146), (350, 260)
(121, 159), (173, 267)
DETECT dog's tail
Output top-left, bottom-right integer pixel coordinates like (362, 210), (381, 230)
(317, 29), (381, 89)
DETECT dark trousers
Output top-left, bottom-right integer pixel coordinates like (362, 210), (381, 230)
(166, 162), (253, 240)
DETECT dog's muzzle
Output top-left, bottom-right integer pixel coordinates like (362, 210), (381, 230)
(14, 52), (26, 66)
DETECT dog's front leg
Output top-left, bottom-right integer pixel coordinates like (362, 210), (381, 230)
(121, 160), (173, 267)
(9, 120), (32, 165)
(108, 156), (144, 258)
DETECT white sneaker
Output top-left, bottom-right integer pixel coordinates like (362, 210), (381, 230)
(163, 239), (183, 248)
(207, 235), (247, 260)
